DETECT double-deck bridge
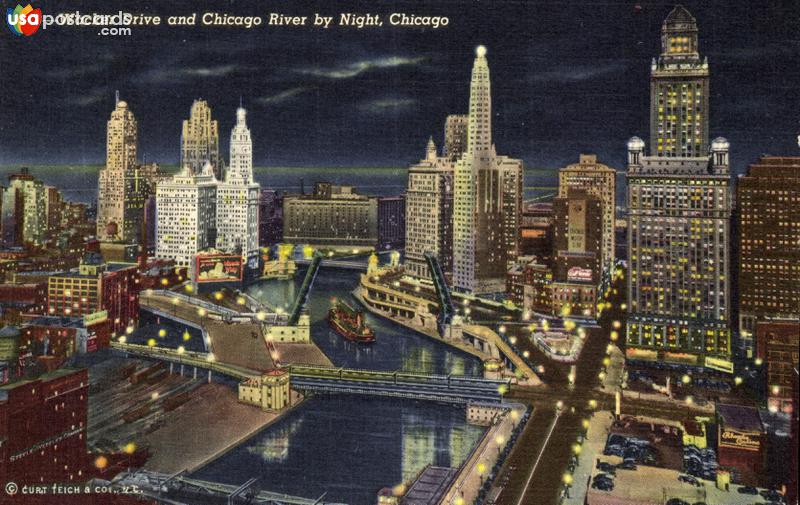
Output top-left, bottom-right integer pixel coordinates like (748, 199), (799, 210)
(111, 342), (509, 403)
(287, 365), (509, 404)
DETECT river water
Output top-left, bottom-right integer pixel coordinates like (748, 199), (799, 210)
(18, 164), (494, 503)
(187, 267), (485, 504)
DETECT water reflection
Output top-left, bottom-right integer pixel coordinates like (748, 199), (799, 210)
(192, 396), (484, 504)
(245, 417), (304, 463)
(246, 268), (482, 376)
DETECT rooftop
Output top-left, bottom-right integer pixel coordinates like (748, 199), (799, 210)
(717, 404), (763, 432)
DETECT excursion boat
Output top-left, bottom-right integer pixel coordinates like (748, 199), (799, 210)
(328, 300), (376, 343)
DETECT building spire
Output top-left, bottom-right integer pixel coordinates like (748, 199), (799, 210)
(426, 136), (437, 161)
(115, 90), (119, 106)
(467, 45), (492, 154)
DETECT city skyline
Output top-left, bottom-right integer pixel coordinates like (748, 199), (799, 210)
(0, 3), (797, 505)
(1, 1), (797, 172)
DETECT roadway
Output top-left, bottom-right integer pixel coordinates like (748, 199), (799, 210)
(141, 292), (277, 372)
(487, 271), (653, 504)
(290, 376), (505, 404)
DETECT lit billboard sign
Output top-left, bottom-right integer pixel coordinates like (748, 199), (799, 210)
(567, 267), (593, 283)
(195, 254), (243, 283)
(719, 428), (761, 452)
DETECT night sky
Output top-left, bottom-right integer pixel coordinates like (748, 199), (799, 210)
(0, 0), (798, 174)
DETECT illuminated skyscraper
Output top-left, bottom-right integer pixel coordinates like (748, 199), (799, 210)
(2, 169), (46, 246)
(452, 46), (523, 294)
(96, 97), (159, 245)
(216, 107), (260, 276)
(650, 5), (709, 158)
(626, 6), (732, 370)
(155, 162), (218, 271)
(404, 137), (454, 279)
(181, 99), (221, 178)
(443, 114), (468, 161)
(558, 154), (616, 276)
(737, 156), (800, 357)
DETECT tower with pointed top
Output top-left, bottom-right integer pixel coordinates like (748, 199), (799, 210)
(216, 106), (260, 277)
(451, 46), (523, 294)
(97, 98), (157, 244)
(227, 107), (254, 184)
(181, 99), (221, 178)
(650, 5), (709, 157)
(626, 6), (733, 370)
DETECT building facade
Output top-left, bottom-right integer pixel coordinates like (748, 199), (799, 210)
(96, 98), (156, 244)
(377, 195), (405, 250)
(650, 5), (709, 158)
(0, 368), (89, 486)
(443, 114), (468, 161)
(155, 163), (218, 271)
(452, 46), (523, 294)
(552, 190), (603, 318)
(755, 320), (799, 414)
(558, 154), (616, 276)
(181, 99), (220, 178)
(216, 107), (260, 276)
(46, 256), (139, 336)
(519, 202), (554, 261)
(404, 137), (454, 279)
(282, 184), (378, 249)
(736, 156), (800, 357)
(2, 170), (46, 247)
(258, 189), (284, 247)
(626, 6), (732, 371)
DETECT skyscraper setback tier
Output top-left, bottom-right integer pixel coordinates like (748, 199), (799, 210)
(216, 107), (260, 276)
(452, 46), (523, 295)
(625, 6), (732, 371)
(181, 99), (221, 178)
(650, 5), (709, 158)
(737, 157), (800, 357)
(558, 154), (616, 277)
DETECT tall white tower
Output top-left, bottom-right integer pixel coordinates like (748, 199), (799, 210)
(216, 106), (260, 278)
(451, 46), (522, 295)
(227, 107), (254, 184)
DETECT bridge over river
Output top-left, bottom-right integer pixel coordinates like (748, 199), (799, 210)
(111, 342), (509, 404)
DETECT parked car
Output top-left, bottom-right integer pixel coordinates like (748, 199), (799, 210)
(593, 473), (614, 483)
(596, 461), (616, 474)
(760, 490), (785, 502)
(591, 479), (614, 491)
(665, 499), (690, 505)
(678, 474), (701, 486)
(617, 461), (637, 471)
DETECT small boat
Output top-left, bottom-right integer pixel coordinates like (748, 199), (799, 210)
(328, 300), (376, 343)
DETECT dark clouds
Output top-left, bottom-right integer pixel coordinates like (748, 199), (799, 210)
(0, 0), (798, 173)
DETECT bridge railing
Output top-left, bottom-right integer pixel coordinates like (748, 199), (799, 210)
(424, 252), (455, 336)
(287, 252), (322, 325)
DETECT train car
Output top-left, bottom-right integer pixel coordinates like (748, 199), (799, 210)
(395, 372), (449, 386)
(163, 391), (192, 411)
(123, 404), (151, 423)
(340, 368), (392, 382)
